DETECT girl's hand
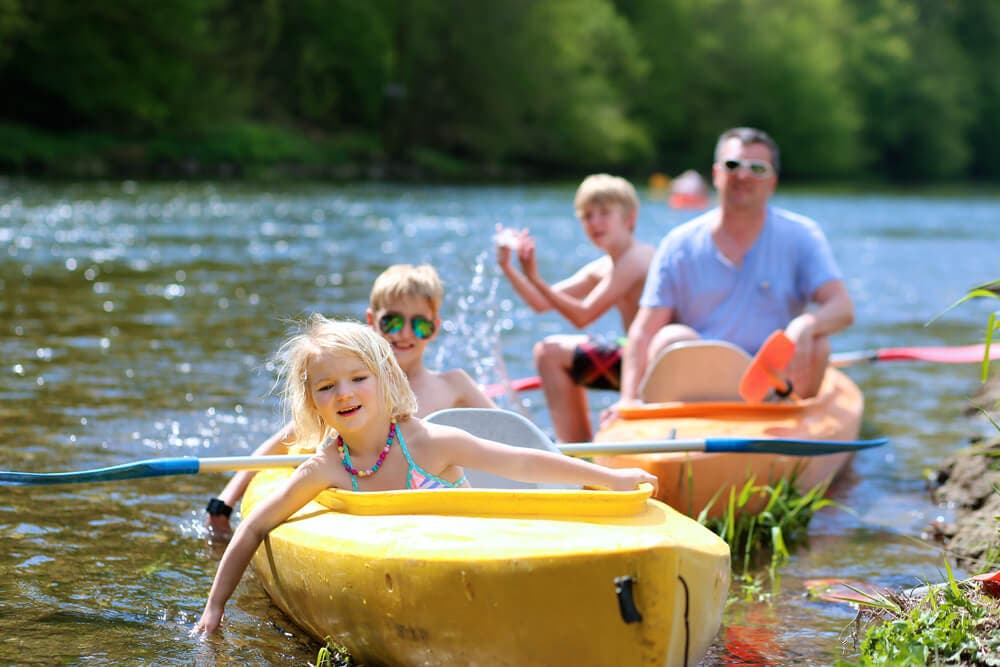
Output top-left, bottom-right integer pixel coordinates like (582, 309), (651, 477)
(608, 467), (659, 493)
(192, 605), (224, 636)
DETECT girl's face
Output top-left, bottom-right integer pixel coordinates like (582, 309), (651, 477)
(306, 350), (384, 433)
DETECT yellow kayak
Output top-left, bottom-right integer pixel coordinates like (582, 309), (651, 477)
(244, 469), (730, 666)
(596, 342), (864, 517)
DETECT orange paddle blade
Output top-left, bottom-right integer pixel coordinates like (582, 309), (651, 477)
(739, 331), (796, 403)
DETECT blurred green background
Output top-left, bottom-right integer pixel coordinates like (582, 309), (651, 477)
(1, 0), (998, 182)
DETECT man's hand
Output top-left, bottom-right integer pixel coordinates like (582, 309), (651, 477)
(784, 314), (817, 394)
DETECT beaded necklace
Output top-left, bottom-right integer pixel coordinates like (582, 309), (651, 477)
(337, 418), (396, 478)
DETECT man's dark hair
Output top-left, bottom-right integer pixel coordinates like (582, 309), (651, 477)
(714, 127), (780, 174)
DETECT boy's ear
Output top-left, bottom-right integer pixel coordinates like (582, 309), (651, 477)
(626, 208), (638, 232)
(365, 309), (375, 326)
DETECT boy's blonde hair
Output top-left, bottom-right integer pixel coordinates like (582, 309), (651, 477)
(369, 264), (444, 313)
(573, 174), (639, 220)
(276, 315), (418, 448)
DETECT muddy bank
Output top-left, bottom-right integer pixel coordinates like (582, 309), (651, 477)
(931, 375), (1000, 569)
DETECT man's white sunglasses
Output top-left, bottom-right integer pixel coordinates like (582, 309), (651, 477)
(720, 158), (774, 178)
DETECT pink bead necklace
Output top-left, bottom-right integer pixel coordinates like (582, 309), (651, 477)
(337, 419), (396, 478)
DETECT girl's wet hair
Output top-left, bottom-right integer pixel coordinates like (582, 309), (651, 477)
(275, 314), (418, 448)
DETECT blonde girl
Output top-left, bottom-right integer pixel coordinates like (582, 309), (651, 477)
(194, 316), (656, 634)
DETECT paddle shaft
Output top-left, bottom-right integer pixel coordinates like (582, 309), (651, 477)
(558, 437), (887, 457)
(0, 437), (887, 485)
(0, 455), (310, 485)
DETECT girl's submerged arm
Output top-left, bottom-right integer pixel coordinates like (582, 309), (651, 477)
(194, 457), (334, 634)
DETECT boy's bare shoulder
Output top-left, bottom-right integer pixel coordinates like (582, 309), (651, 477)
(611, 241), (656, 273)
(438, 368), (495, 408)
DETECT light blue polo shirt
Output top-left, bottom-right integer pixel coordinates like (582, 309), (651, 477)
(640, 207), (842, 354)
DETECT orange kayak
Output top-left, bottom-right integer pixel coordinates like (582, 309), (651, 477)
(595, 349), (863, 517)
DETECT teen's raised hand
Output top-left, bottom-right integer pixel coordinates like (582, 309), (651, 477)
(494, 224), (522, 269)
(516, 234), (539, 279)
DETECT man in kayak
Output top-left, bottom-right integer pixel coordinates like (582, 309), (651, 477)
(609, 127), (853, 418)
(495, 174), (654, 442)
(204, 264), (496, 540)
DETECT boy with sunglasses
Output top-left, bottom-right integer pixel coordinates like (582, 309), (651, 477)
(609, 126), (854, 422)
(496, 174), (655, 442)
(205, 264), (495, 539)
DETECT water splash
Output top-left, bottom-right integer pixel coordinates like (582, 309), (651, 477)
(433, 250), (524, 411)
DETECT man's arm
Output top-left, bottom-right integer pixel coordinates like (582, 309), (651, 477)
(784, 279), (854, 396)
(785, 279), (853, 344)
(619, 306), (673, 403)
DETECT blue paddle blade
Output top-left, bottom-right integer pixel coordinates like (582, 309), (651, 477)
(0, 457), (201, 485)
(704, 437), (888, 456)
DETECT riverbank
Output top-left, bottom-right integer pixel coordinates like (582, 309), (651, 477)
(0, 122), (531, 182)
(930, 375), (1000, 569)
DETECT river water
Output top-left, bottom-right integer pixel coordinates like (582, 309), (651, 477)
(0, 179), (995, 665)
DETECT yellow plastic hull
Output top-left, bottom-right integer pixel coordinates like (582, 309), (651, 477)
(244, 471), (730, 666)
(596, 368), (863, 517)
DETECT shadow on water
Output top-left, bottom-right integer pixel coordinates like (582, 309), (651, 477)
(0, 180), (996, 664)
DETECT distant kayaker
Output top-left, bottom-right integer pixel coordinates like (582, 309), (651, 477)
(193, 317), (657, 635)
(205, 264), (497, 540)
(668, 169), (711, 210)
(495, 174), (655, 443)
(608, 127), (854, 421)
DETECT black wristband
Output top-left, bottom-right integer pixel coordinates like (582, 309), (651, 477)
(206, 497), (233, 518)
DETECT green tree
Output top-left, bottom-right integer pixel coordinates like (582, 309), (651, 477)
(621, 0), (862, 179)
(843, 0), (975, 181)
(386, 0), (650, 171)
(264, 0), (392, 130)
(952, 0), (1000, 180)
(0, 0), (26, 67)
(0, 0), (233, 131)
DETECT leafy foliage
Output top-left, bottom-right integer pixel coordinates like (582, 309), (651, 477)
(3, 0), (1000, 179)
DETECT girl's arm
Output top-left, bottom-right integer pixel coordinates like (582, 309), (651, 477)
(428, 423), (657, 492)
(193, 458), (332, 634)
(206, 422), (297, 539)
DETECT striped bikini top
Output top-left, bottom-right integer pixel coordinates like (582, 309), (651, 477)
(339, 427), (469, 492)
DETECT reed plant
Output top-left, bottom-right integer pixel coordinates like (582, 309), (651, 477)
(312, 637), (355, 667)
(697, 471), (838, 575)
(837, 561), (1000, 666)
(841, 280), (1000, 664)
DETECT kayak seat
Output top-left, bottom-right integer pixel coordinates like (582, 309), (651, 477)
(639, 340), (751, 403)
(425, 408), (577, 490)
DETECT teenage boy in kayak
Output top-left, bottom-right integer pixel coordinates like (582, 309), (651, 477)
(204, 264), (496, 540)
(495, 174), (655, 443)
(606, 127), (853, 422)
